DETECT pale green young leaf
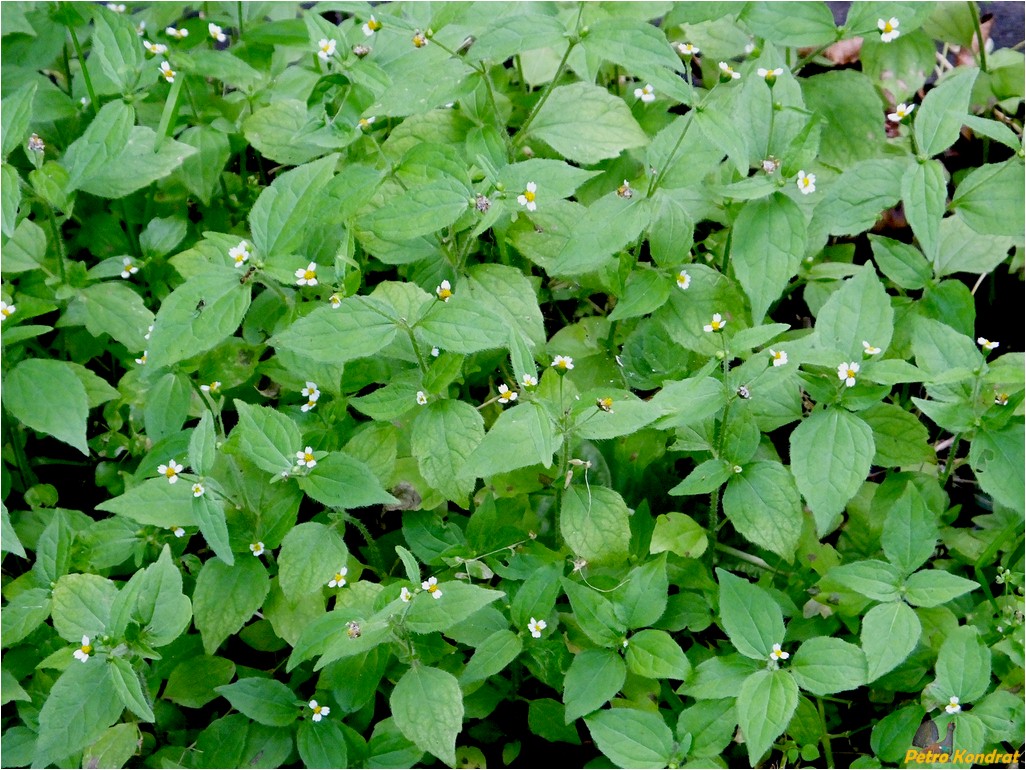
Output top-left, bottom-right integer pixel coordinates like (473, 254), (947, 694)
(585, 708), (675, 769)
(564, 649), (627, 723)
(625, 629), (690, 680)
(911, 316), (981, 374)
(913, 67), (978, 157)
(96, 477), (197, 526)
(730, 323), (791, 352)
(297, 452), (397, 509)
(495, 159), (600, 204)
(649, 512), (708, 559)
(1, 163), (21, 238)
(528, 81), (649, 164)
(297, 720), (349, 768)
(469, 401), (560, 477)
(881, 483), (937, 574)
(561, 577), (627, 648)
(467, 263), (547, 348)
(460, 630), (524, 685)
(901, 159), (946, 260)
(801, 70), (884, 166)
(31, 510), (75, 585)
(932, 625), (991, 703)
(550, 193), (651, 276)
(716, 569), (785, 661)
(826, 559), (903, 602)
(194, 494), (233, 566)
(230, 400), (303, 477)
(572, 388), (660, 440)
(391, 666), (463, 766)
(648, 192), (695, 268)
(278, 522), (348, 601)
(608, 268), (671, 322)
(189, 411), (217, 476)
(736, 669), (799, 766)
(404, 582), (506, 634)
(561, 484), (631, 567)
(144, 372), (191, 443)
(215, 677), (299, 727)
(789, 408), (875, 534)
(411, 400), (484, 505)
(950, 157), (1025, 238)
(147, 269), (251, 368)
(694, 104), (749, 175)
(670, 459), (732, 496)
(861, 402), (935, 467)
(35, 661), (124, 767)
(75, 282), (154, 351)
(870, 235), (932, 290)
(249, 155), (338, 258)
(51, 573), (118, 641)
(614, 554), (668, 629)
(0, 503), (25, 558)
(272, 297), (397, 364)
(903, 570), (980, 608)
(242, 100), (341, 167)
(969, 424), (1025, 515)
(395, 545), (421, 585)
(109, 657), (154, 722)
(177, 126), (232, 206)
(861, 601), (922, 682)
(790, 637), (866, 695)
(62, 101), (133, 192)
(193, 557), (270, 654)
(1, 82), (36, 161)
(132, 546), (192, 647)
(3, 358), (89, 454)
(723, 461), (803, 562)
(469, 11), (567, 63)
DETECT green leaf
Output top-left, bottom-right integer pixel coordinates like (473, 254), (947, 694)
(360, 182), (471, 241)
(164, 655), (237, 708)
(35, 661), (124, 766)
(573, 388), (660, 440)
(132, 546), (192, 647)
(861, 402), (935, 467)
(670, 459), (733, 496)
(469, 11), (567, 62)
(694, 104), (749, 175)
(551, 193), (651, 276)
(510, 561), (564, 630)
(969, 424), (1026, 514)
(96, 477), (196, 527)
(411, 400), (484, 505)
(608, 269), (671, 322)
(1, 503), (26, 558)
(583, 18), (683, 73)
(391, 666), (464, 766)
(75, 282), (154, 351)
(193, 556), (270, 654)
(716, 569), (785, 661)
(911, 315), (980, 375)
(625, 629), (691, 680)
(529, 81), (649, 165)
(271, 297), (398, 364)
(230, 400), (303, 477)
(1, 83), (36, 161)
(932, 625), (991, 703)
(790, 637), (866, 695)
(950, 157), (1025, 238)
(736, 669), (799, 766)
(903, 569), (979, 608)
(870, 235), (932, 290)
(741, 1), (838, 46)
(585, 708), (675, 769)
(417, 294), (507, 355)
(278, 522), (348, 601)
(801, 71), (884, 167)
(469, 401), (560, 477)
(676, 699), (736, 759)
(189, 411), (217, 476)
(90, 6), (143, 94)
(1, 218), (45, 273)
(790, 408), (875, 535)
(249, 155), (337, 258)
(861, 601), (922, 682)
(561, 577), (627, 648)
(460, 630), (524, 685)
(80, 723), (140, 770)
(194, 494), (234, 566)
(147, 269), (251, 368)
(723, 461), (803, 562)
(3, 358), (89, 454)
(215, 677), (299, 727)
(404, 582), (506, 634)
(0, 587), (51, 647)
(649, 512), (708, 559)
(932, 214), (1018, 278)
(648, 192), (695, 267)
(881, 483), (937, 574)
(242, 100), (340, 167)
(901, 159), (946, 260)
(564, 649), (627, 723)
(109, 657), (154, 722)
(1, 163), (21, 238)
(561, 484), (631, 567)
(177, 126), (232, 206)
(813, 264), (894, 359)
(50, 572), (117, 641)
(297, 719), (349, 768)
(467, 262), (547, 348)
(614, 554), (668, 629)
(827, 559), (903, 602)
(298, 452), (397, 509)
(62, 100), (132, 191)
(144, 372), (191, 443)
(914, 67), (978, 157)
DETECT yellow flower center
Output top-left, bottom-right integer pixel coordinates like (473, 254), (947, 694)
(413, 33), (426, 47)
(773, 352), (783, 361)
(523, 189), (535, 203)
(711, 320), (722, 330)
(437, 286), (452, 300)
(164, 467), (177, 478)
(304, 269), (315, 280)
(883, 21), (894, 32)
(846, 369), (856, 378)
(367, 18), (381, 31)
(1, 307), (11, 318)
(304, 453), (314, 463)
(81, 643), (92, 654)
(427, 583), (439, 594)
(597, 397), (613, 412)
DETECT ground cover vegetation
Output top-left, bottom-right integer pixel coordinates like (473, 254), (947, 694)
(1, 1), (1024, 767)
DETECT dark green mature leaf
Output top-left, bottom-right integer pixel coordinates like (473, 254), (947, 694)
(561, 577), (627, 648)
(35, 661), (124, 766)
(914, 67), (978, 157)
(881, 483), (937, 574)
(469, 401), (560, 477)
(625, 629), (690, 680)
(75, 282), (154, 351)
(277, 522), (348, 601)
(736, 669), (799, 765)
(861, 402), (935, 467)
(411, 400), (484, 505)
(716, 569), (785, 661)
(272, 297), (398, 364)
(932, 214), (1017, 278)
(790, 637), (866, 695)
(827, 560), (902, 602)
(3, 358), (89, 454)
(861, 601), (921, 682)
(561, 484), (632, 567)
(109, 657), (154, 722)
(144, 372), (191, 443)
(969, 424), (1025, 514)
(164, 656), (237, 709)
(460, 630), (524, 685)
(903, 570), (979, 608)
(469, 11), (567, 62)
(51, 573), (117, 641)
(417, 294), (508, 354)
(586, 708), (675, 769)
(404, 582), (506, 634)
(649, 512), (708, 559)
(90, 6), (143, 94)
(297, 719), (349, 768)
(96, 477), (196, 526)
(723, 461), (803, 561)
(250, 155), (337, 258)
(62, 100), (133, 192)
(950, 157), (1025, 238)
(901, 159), (946, 260)
(614, 554), (668, 629)
(391, 666), (463, 766)
(870, 235), (932, 290)
(529, 82), (649, 164)
(932, 625), (991, 703)
(1, 164), (20, 238)
(193, 557), (270, 654)
(230, 400), (302, 476)
(801, 70), (884, 166)
(1, 82), (36, 161)
(741, 2), (837, 46)
(216, 678), (299, 727)
(298, 452), (397, 509)
(564, 649), (627, 723)
(731, 193), (806, 322)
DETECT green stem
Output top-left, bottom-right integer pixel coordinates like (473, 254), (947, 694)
(65, 12), (97, 115)
(155, 74), (184, 150)
(340, 512), (384, 576)
(236, 0), (245, 38)
(120, 198), (140, 256)
(791, 39), (835, 75)
(767, 91), (777, 156)
(714, 543), (780, 573)
(61, 43), (73, 97)
(3, 407), (37, 489)
(938, 433), (961, 487)
(401, 323), (430, 376)
(968, 1), (989, 72)
(648, 108), (700, 198)
(514, 54), (527, 92)
(45, 205), (67, 283)
(512, 40), (576, 148)
(817, 698), (835, 768)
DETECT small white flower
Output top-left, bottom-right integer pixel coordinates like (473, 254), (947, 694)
(157, 459), (184, 484)
(362, 15), (381, 36)
(744, 41), (756, 54)
(796, 170), (816, 195)
(135, 351), (148, 365)
(996, 568), (1012, 584)
(676, 270), (691, 291)
(995, 393), (1009, 406)
(977, 337), (999, 351)
(143, 40), (168, 56)
(431, 347), (440, 357)
(352, 44), (371, 57)
(0, 301), (15, 321)
(136, 20), (146, 36)
(497, 384), (518, 404)
(200, 381), (221, 393)
(769, 349), (788, 367)
(634, 83), (655, 103)
(527, 617), (547, 638)
(718, 61), (740, 80)
(106, 3), (126, 12)
(159, 60), (175, 83)
(522, 373), (538, 388)
(27, 133), (44, 153)
(756, 67), (783, 82)
(551, 355), (574, 371)
(422, 576), (443, 599)
(295, 262), (318, 287)
(73, 635), (93, 662)
(945, 696), (961, 714)
(166, 26), (188, 39)
(317, 38), (337, 61)
(675, 42), (699, 56)
(400, 586), (413, 602)
(144, 324), (153, 340)
(229, 240), (250, 267)
(837, 361), (859, 388)
(770, 643), (789, 661)
(358, 116), (376, 130)
(435, 280), (453, 302)
(296, 447), (317, 468)
(862, 341), (881, 355)
(517, 181), (538, 212)
(250, 541), (265, 556)
(416, 391), (428, 406)
(191, 483), (204, 498)
(170, 525), (186, 537)
(412, 30), (428, 48)
(888, 103), (915, 122)
(878, 17), (900, 43)
(301, 381), (320, 402)
(301, 399), (317, 413)
(329, 293), (342, 309)
(208, 22), (226, 43)
(328, 567), (348, 588)
(120, 256), (139, 279)
(703, 313), (726, 333)
(309, 700), (330, 722)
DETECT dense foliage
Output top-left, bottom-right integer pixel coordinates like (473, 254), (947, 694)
(1, 2), (1024, 768)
